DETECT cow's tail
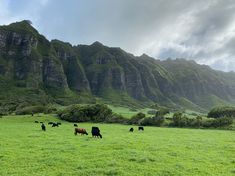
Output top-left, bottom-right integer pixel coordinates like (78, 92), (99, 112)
(99, 134), (102, 138)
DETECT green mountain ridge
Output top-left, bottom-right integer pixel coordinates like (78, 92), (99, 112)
(0, 20), (235, 112)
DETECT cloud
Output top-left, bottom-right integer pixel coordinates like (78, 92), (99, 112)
(1, 0), (235, 71)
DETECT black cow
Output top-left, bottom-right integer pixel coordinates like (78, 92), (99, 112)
(48, 122), (54, 125)
(138, 126), (144, 131)
(74, 124), (78, 127)
(35, 121), (39, 123)
(91, 127), (102, 138)
(129, 127), (134, 132)
(52, 123), (59, 127)
(41, 123), (46, 131)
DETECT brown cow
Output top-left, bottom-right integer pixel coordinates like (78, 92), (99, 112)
(74, 128), (88, 135)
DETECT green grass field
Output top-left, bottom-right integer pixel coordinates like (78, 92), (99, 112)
(0, 115), (234, 176)
(108, 105), (153, 118)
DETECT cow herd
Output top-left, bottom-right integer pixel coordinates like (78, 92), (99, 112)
(36, 121), (144, 139)
(129, 126), (144, 132)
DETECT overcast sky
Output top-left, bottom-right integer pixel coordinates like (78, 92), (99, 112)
(1, 0), (235, 72)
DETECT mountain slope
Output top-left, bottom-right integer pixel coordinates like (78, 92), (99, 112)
(0, 20), (235, 112)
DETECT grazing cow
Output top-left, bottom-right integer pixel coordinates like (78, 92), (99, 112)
(74, 128), (88, 135)
(74, 124), (78, 127)
(52, 123), (59, 127)
(129, 127), (134, 132)
(35, 121), (39, 123)
(41, 123), (46, 131)
(91, 127), (102, 138)
(48, 122), (53, 125)
(138, 126), (144, 131)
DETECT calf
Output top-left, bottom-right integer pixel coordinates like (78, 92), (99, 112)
(138, 126), (144, 131)
(129, 127), (134, 132)
(74, 128), (88, 135)
(91, 127), (102, 138)
(41, 123), (46, 131)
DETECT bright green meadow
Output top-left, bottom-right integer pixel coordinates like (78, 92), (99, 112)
(0, 115), (234, 176)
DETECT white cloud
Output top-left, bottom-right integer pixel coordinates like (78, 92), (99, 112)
(1, 0), (235, 71)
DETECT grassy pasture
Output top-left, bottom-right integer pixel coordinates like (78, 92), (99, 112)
(0, 115), (234, 176)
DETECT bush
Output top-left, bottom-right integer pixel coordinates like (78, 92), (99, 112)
(105, 113), (128, 124)
(15, 105), (46, 115)
(58, 104), (113, 122)
(140, 116), (165, 126)
(44, 107), (57, 114)
(208, 106), (235, 118)
(210, 116), (233, 127)
(128, 112), (145, 125)
(172, 112), (183, 126)
(155, 108), (170, 117)
(147, 110), (157, 115)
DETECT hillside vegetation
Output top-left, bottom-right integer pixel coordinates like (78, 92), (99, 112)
(1, 21), (235, 113)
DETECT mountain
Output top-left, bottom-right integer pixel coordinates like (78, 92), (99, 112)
(0, 20), (235, 113)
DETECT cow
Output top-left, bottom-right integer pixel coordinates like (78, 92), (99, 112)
(35, 121), (39, 123)
(52, 123), (59, 127)
(74, 124), (78, 127)
(74, 128), (88, 135)
(138, 126), (144, 131)
(41, 123), (46, 131)
(129, 127), (134, 132)
(91, 127), (102, 138)
(48, 122), (54, 125)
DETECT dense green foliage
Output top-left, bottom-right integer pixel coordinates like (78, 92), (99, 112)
(1, 21), (235, 112)
(58, 104), (113, 122)
(15, 105), (46, 115)
(0, 115), (234, 175)
(155, 107), (170, 117)
(128, 112), (146, 124)
(172, 112), (233, 128)
(208, 106), (235, 118)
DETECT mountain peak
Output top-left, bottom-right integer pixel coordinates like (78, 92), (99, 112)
(91, 41), (103, 46)
(0, 20), (38, 37)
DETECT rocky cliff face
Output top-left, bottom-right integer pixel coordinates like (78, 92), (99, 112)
(1, 21), (235, 111)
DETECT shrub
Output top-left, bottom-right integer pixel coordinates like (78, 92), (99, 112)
(128, 112), (145, 125)
(140, 116), (165, 126)
(172, 112), (183, 126)
(15, 105), (46, 115)
(210, 116), (233, 127)
(155, 108), (170, 117)
(208, 106), (235, 118)
(58, 104), (113, 122)
(105, 113), (128, 124)
(147, 110), (157, 115)
(44, 107), (57, 114)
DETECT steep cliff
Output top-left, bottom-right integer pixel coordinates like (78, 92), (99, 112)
(1, 21), (235, 112)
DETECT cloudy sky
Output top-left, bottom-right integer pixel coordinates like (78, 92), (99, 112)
(1, 0), (235, 72)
